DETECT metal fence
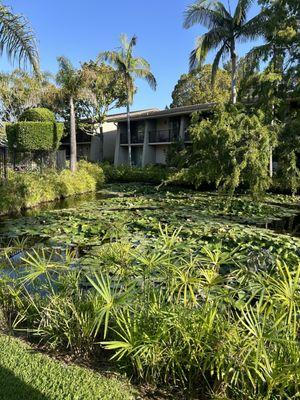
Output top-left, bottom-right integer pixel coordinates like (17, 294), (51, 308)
(0, 147), (66, 181)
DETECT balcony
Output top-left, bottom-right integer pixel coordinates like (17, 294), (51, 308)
(120, 131), (144, 145)
(148, 129), (180, 144)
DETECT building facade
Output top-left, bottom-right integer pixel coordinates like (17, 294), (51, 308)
(59, 103), (215, 166)
(111, 103), (214, 166)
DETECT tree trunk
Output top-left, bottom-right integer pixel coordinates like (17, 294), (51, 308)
(231, 46), (237, 105)
(269, 148), (273, 178)
(99, 125), (104, 162)
(70, 96), (77, 172)
(127, 98), (132, 166)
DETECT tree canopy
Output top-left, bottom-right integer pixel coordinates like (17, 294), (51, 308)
(171, 64), (231, 107)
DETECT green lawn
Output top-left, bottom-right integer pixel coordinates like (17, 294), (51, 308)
(0, 335), (137, 400)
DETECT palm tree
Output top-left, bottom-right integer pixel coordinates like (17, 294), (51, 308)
(183, 0), (265, 104)
(98, 34), (157, 166)
(56, 56), (84, 172)
(0, 3), (39, 73)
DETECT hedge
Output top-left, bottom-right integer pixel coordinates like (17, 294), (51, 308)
(19, 107), (56, 122)
(6, 121), (64, 152)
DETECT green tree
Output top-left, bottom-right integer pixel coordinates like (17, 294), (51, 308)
(188, 105), (276, 198)
(0, 70), (52, 122)
(56, 56), (85, 172)
(80, 61), (127, 161)
(171, 64), (230, 107)
(183, 0), (264, 104)
(0, 3), (39, 73)
(98, 34), (157, 166)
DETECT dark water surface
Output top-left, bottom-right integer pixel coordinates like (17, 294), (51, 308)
(0, 189), (299, 238)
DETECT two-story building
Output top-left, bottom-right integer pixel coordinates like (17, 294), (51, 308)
(59, 103), (215, 166)
(110, 103), (215, 166)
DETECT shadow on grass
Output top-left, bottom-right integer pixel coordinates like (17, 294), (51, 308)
(0, 366), (50, 400)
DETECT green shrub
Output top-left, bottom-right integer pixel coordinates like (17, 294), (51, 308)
(6, 121), (64, 152)
(0, 162), (104, 215)
(19, 107), (55, 122)
(103, 164), (172, 184)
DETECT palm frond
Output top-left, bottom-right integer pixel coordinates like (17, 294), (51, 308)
(189, 28), (224, 70)
(240, 12), (267, 41)
(184, 0), (231, 30)
(0, 4), (39, 74)
(211, 43), (228, 86)
(233, 0), (254, 25)
(133, 69), (157, 90)
(132, 56), (151, 70)
(244, 43), (272, 71)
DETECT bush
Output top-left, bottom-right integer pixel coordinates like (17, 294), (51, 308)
(6, 121), (64, 152)
(0, 162), (104, 215)
(1, 225), (300, 398)
(19, 107), (56, 122)
(103, 164), (173, 184)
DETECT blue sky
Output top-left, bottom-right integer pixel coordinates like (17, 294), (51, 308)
(5, 0), (262, 113)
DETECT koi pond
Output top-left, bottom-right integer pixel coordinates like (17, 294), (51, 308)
(0, 183), (299, 268)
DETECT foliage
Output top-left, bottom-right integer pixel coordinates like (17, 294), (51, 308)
(183, 105), (276, 198)
(98, 34), (157, 105)
(0, 335), (136, 400)
(99, 34), (157, 166)
(171, 64), (231, 107)
(6, 121), (63, 152)
(0, 3), (39, 74)
(0, 70), (39, 122)
(102, 164), (172, 184)
(0, 161), (104, 215)
(0, 191), (299, 398)
(183, 0), (265, 103)
(80, 61), (127, 126)
(275, 112), (300, 194)
(19, 107), (55, 122)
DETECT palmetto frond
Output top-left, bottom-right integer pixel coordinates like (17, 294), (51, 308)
(0, 4), (39, 74)
(184, 0), (231, 29)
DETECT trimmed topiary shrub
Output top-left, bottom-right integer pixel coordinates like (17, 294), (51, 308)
(6, 121), (64, 152)
(19, 107), (56, 122)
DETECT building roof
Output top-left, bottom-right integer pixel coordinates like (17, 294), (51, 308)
(106, 108), (159, 122)
(106, 103), (216, 122)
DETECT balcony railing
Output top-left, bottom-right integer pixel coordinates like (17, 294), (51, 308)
(148, 129), (179, 143)
(120, 132), (144, 145)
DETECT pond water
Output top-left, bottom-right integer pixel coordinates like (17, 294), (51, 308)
(0, 184), (299, 267)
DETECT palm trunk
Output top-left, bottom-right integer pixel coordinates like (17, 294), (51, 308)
(231, 46), (237, 105)
(70, 96), (77, 172)
(99, 125), (104, 162)
(127, 97), (132, 166)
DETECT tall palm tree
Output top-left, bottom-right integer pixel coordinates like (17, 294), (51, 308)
(56, 56), (84, 172)
(98, 34), (157, 166)
(0, 3), (39, 74)
(183, 0), (265, 104)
